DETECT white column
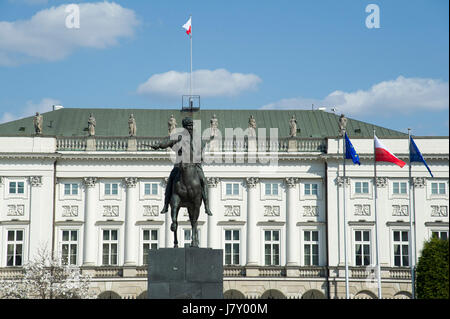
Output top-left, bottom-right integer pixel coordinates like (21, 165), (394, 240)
(29, 176), (43, 258)
(285, 177), (299, 266)
(82, 177), (97, 266)
(124, 177), (138, 266)
(207, 177), (220, 249)
(246, 177), (259, 266)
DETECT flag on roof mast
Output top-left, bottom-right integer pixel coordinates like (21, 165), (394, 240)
(345, 132), (361, 165)
(374, 135), (406, 168)
(410, 136), (433, 177)
(182, 16), (192, 36)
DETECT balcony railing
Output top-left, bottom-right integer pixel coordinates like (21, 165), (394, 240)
(0, 266), (411, 280)
(56, 136), (327, 153)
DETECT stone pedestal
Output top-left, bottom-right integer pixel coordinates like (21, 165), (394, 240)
(147, 247), (223, 299)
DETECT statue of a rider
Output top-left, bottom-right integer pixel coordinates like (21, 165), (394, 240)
(151, 117), (212, 217)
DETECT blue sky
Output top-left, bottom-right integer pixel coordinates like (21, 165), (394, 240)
(0, 0), (448, 136)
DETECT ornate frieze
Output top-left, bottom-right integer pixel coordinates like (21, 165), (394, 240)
(224, 205), (241, 217)
(392, 205), (409, 216)
(206, 177), (220, 188)
(143, 205), (159, 217)
(376, 177), (388, 188)
(123, 177), (138, 188)
(354, 204), (371, 216)
(284, 177), (299, 188)
(62, 205), (79, 217)
(7, 204), (25, 216)
(431, 205), (448, 217)
(264, 205), (280, 217)
(413, 177), (426, 188)
(245, 177), (259, 188)
(29, 176), (42, 187)
(103, 205), (119, 217)
(82, 177), (97, 188)
(303, 206), (319, 217)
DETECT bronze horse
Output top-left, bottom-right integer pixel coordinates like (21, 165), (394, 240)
(170, 162), (203, 248)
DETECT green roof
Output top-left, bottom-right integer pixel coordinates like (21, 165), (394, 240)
(0, 108), (407, 138)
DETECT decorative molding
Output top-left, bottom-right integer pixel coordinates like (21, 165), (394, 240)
(206, 177), (220, 188)
(82, 177), (97, 188)
(62, 205), (79, 217)
(103, 205), (119, 217)
(303, 206), (319, 217)
(335, 176), (350, 187)
(123, 177), (138, 188)
(224, 205), (241, 217)
(143, 205), (159, 217)
(7, 204), (25, 216)
(431, 205), (448, 217)
(392, 205), (409, 217)
(413, 177), (426, 188)
(354, 204), (371, 216)
(245, 177), (259, 188)
(29, 176), (42, 187)
(284, 177), (299, 188)
(264, 205), (280, 217)
(218, 221), (246, 226)
(376, 177), (388, 188)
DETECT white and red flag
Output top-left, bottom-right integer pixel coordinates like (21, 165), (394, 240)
(374, 135), (406, 168)
(182, 16), (191, 36)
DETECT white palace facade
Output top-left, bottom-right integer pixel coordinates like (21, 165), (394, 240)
(0, 107), (448, 299)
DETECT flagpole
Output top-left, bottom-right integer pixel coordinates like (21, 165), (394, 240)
(189, 14), (193, 102)
(373, 129), (382, 298)
(408, 128), (416, 299)
(343, 131), (349, 299)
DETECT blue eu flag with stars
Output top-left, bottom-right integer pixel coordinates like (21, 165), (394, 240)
(345, 132), (360, 165)
(410, 136), (433, 177)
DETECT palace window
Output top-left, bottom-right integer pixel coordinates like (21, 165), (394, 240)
(393, 231), (409, 267)
(431, 231), (448, 240)
(431, 182), (446, 195)
(225, 183), (239, 196)
(144, 183), (158, 196)
(303, 230), (319, 266)
(104, 183), (119, 196)
(354, 230), (371, 266)
(393, 182), (407, 195)
(7, 230), (24, 266)
(304, 183), (318, 196)
(61, 230), (78, 265)
(9, 181), (24, 194)
(265, 183), (279, 196)
(224, 229), (240, 265)
(355, 182), (369, 194)
(64, 183), (79, 196)
(102, 230), (118, 265)
(143, 229), (158, 265)
(264, 230), (280, 266)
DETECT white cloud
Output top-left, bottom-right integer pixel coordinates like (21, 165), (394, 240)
(263, 76), (449, 115)
(0, 2), (139, 66)
(0, 97), (61, 124)
(137, 69), (262, 97)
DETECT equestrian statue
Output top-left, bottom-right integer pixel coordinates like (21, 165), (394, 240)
(151, 117), (212, 248)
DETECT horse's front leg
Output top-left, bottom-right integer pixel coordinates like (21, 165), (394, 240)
(190, 205), (201, 247)
(170, 199), (180, 248)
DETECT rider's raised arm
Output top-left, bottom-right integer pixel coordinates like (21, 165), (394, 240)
(153, 135), (182, 149)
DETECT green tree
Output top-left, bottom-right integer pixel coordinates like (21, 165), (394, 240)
(416, 237), (449, 299)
